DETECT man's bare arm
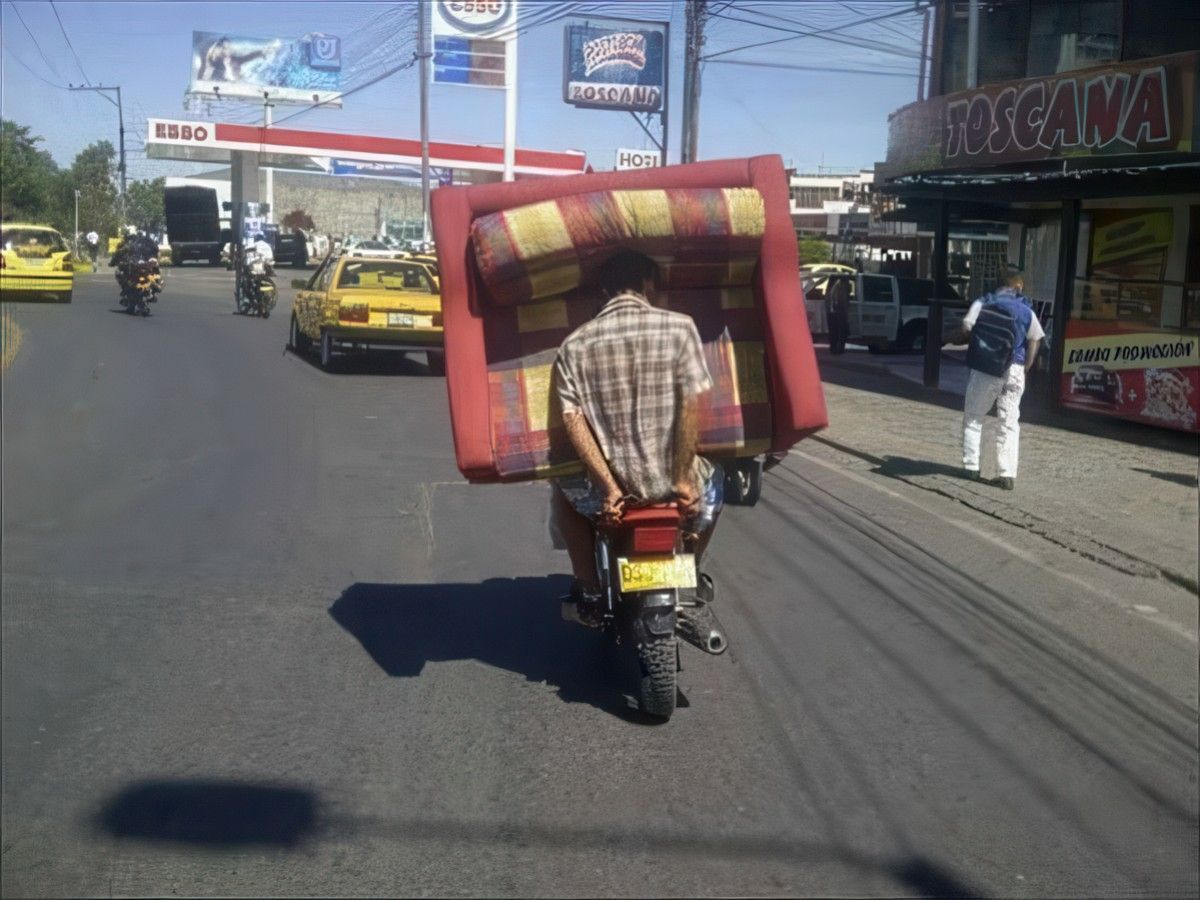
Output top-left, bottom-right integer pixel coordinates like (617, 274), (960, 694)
(563, 411), (623, 519)
(1025, 337), (1042, 373)
(670, 394), (702, 515)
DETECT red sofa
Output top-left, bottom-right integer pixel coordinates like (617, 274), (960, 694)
(432, 155), (828, 483)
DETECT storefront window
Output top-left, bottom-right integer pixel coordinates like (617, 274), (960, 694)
(1062, 206), (1200, 433)
(1027, 0), (1120, 77)
(1122, 0), (1200, 61)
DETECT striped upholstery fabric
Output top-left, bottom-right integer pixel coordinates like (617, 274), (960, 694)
(471, 188), (771, 481)
(472, 187), (766, 306)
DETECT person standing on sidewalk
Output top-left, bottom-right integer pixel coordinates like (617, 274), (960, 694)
(960, 272), (1044, 490)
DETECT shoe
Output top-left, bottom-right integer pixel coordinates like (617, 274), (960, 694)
(561, 580), (605, 629)
(996, 476), (1015, 491)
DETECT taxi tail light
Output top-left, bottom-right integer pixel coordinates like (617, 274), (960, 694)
(339, 305), (369, 323)
(631, 526), (678, 554)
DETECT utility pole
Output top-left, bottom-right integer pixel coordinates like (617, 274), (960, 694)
(417, 0), (432, 242)
(681, 0), (708, 164)
(69, 84), (126, 225)
(74, 189), (81, 255)
(263, 94), (274, 224)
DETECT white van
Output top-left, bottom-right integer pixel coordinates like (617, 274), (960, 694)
(806, 272), (965, 353)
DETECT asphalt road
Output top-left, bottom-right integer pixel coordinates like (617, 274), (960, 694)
(2, 268), (1197, 897)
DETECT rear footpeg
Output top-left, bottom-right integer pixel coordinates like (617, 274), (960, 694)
(676, 602), (729, 655)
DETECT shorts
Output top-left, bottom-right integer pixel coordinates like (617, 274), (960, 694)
(549, 464), (724, 549)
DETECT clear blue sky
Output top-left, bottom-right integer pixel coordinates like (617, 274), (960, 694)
(1, 1), (925, 179)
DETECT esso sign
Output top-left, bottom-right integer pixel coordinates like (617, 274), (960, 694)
(436, 1), (514, 35)
(151, 120), (212, 144)
(615, 148), (660, 170)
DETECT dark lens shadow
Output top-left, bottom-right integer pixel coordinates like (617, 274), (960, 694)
(95, 780), (318, 847)
(329, 577), (652, 721)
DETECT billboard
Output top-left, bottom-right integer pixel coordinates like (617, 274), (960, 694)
(563, 19), (666, 112)
(433, 1), (517, 88)
(189, 31), (342, 106)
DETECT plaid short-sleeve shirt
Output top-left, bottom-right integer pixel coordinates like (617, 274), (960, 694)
(553, 292), (714, 502)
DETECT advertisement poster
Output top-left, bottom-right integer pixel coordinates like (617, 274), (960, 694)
(563, 20), (666, 112)
(189, 31), (342, 106)
(1060, 321), (1199, 431)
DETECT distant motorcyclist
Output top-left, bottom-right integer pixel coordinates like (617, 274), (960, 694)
(238, 232), (277, 316)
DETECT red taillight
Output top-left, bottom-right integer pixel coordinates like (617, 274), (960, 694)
(632, 526), (678, 554)
(339, 304), (369, 323)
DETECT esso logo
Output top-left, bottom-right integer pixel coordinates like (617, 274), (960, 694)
(154, 122), (210, 142)
(437, 1), (514, 34)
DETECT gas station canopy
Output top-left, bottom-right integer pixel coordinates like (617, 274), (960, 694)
(146, 117), (588, 179)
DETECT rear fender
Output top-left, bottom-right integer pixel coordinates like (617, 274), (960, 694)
(627, 590), (677, 643)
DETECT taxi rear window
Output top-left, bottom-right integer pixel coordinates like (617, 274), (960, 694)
(337, 261), (432, 292)
(2, 228), (66, 256)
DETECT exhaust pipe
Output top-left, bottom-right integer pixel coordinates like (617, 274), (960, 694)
(676, 603), (729, 655)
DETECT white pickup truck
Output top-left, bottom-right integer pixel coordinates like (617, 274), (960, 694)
(803, 272), (965, 353)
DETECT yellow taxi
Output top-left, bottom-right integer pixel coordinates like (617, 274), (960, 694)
(290, 252), (444, 372)
(1, 224), (74, 303)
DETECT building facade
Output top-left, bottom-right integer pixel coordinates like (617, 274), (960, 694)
(878, 0), (1200, 432)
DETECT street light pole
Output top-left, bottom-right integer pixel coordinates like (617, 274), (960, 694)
(74, 189), (81, 256)
(68, 84), (127, 225)
(417, 0), (431, 243)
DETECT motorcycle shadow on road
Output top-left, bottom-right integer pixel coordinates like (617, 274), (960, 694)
(328, 577), (657, 722)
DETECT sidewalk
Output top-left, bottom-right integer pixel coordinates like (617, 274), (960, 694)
(806, 346), (1199, 592)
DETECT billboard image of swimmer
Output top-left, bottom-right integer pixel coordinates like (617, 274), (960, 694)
(190, 31), (343, 105)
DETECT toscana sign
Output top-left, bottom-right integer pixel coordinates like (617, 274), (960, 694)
(882, 51), (1198, 176)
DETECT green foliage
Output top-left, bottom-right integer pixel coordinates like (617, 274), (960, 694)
(282, 209), (315, 231)
(1, 120), (64, 226)
(69, 140), (119, 240)
(126, 177), (166, 233)
(797, 235), (833, 266)
(0, 121), (126, 240)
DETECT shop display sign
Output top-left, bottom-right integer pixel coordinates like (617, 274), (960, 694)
(882, 50), (1198, 178)
(563, 19), (666, 112)
(1060, 208), (1199, 432)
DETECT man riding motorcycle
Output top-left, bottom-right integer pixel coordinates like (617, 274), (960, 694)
(551, 251), (723, 640)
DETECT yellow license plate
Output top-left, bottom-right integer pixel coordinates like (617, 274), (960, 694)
(617, 554), (696, 593)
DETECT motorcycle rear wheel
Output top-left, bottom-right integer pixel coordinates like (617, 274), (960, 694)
(637, 634), (677, 718)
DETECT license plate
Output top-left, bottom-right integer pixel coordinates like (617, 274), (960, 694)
(387, 313), (433, 328)
(617, 554), (696, 593)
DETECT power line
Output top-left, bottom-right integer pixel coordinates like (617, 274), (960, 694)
(706, 57), (919, 78)
(703, 3), (929, 62)
(3, 45), (70, 89)
(49, 0), (90, 85)
(6, 2), (66, 80)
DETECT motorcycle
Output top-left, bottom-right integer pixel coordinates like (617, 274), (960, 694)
(564, 503), (727, 719)
(118, 257), (162, 317)
(239, 252), (277, 318)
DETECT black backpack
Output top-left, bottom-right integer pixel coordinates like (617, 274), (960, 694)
(966, 295), (1017, 377)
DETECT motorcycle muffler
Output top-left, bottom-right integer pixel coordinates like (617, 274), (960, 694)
(676, 602), (728, 655)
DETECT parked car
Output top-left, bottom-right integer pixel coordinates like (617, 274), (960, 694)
(808, 272), (964, 353)
(0, 224), (74, 303)
(290, 252), (444, 372)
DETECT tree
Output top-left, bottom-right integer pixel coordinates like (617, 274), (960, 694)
(0, 120), (63, 225)
(282, 209), (315, 231)
(66, 140), (119, 240)
(797, 235), (833, 266)
(126, 178), (165, 233)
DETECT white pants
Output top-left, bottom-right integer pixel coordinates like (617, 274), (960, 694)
(963, 364), (1025, 478)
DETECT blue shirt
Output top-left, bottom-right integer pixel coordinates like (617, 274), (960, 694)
(964, 287), (1045, 365)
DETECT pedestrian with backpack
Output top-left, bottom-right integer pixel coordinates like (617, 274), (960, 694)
(960, 272), (1045, 490)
